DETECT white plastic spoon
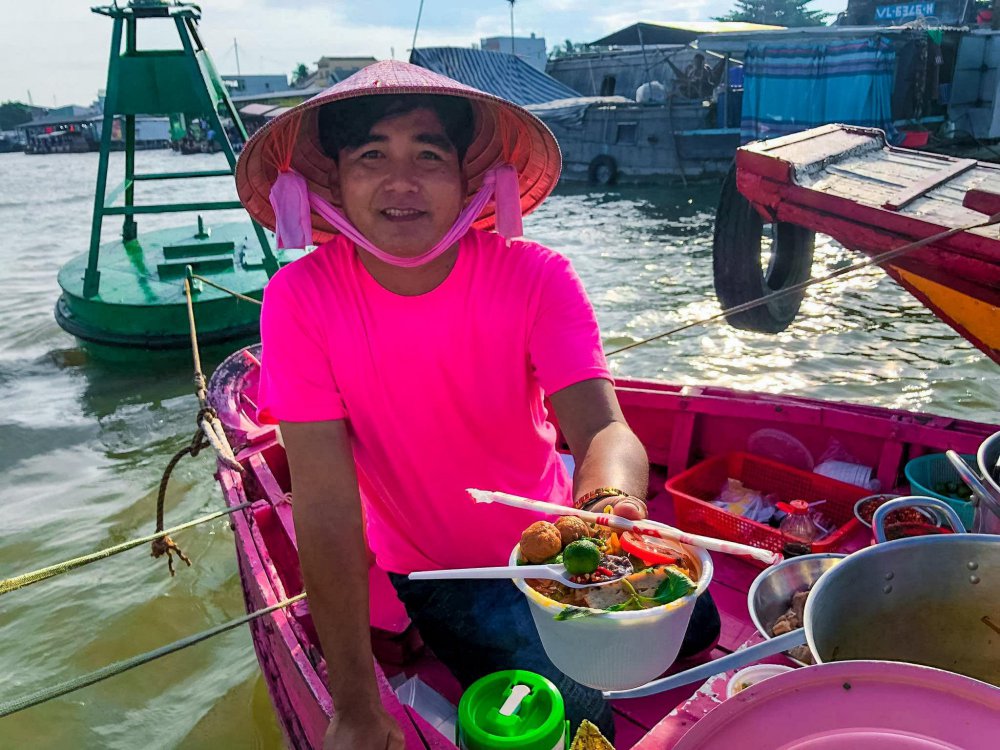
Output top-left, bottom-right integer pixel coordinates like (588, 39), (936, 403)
(602, 629), (807, 699)
(408, 563), (624, 589)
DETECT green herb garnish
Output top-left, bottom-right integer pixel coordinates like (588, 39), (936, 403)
(552, 568), (695, 621)
(646, 569), (697, 605)
(554, 606), (598, 621)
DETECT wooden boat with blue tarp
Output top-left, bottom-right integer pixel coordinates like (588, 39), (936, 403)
(206, 343), (999, 749)
(715, 123), (1000, 364)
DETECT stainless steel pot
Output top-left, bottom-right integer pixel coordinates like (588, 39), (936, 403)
(806, 497), (1000, 686)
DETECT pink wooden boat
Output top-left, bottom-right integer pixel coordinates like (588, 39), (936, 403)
(726, 123), (1000, 364)
(207, 344), (997, 749)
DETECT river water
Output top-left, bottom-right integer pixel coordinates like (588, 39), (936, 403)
(0, 150), (995, 749)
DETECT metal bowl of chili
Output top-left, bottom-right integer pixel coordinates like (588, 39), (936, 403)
(854, 493), (931, 527)
(855, 494), (950, 541)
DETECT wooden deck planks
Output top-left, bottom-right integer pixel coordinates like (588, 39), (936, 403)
(768, 129), (999, 216)
(793, 148), (1000, 238)
(883, 159), (979, 211)
(711, 580), (761, 651)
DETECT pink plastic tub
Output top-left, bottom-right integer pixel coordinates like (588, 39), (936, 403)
(674, 660), (1000, 749)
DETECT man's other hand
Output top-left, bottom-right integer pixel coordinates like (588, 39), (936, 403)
(324, 706), (405, 750)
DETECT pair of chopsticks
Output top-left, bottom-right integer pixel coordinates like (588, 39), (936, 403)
(468, 489), (781, 566)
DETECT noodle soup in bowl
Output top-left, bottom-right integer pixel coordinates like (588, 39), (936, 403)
(509, 542), (713, 691)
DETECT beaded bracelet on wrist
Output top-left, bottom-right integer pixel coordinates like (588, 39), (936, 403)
(573, 486), (629, 510)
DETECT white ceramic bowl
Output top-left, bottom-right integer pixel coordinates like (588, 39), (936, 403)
(725, 664), (794, 698)
(511, 542), (713, 691)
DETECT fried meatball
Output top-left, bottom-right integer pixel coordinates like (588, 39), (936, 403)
(520, 521), (563, 563)
(555, 516), (589, 546)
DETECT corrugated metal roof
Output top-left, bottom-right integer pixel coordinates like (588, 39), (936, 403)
(647, 21), (785, 33)
(22, 108), (100, 128)
(410, 47), (580, 105)
(591, 21), (784, 47)
(526, 96), (635, 128)
(230, 87), (324, 103)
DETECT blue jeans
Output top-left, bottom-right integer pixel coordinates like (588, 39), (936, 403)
(388, 574), (617, 741)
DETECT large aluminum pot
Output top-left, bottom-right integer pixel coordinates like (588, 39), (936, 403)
(806, 497), (1000, 686)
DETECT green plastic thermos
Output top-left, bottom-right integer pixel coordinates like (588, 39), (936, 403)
(456, 670), (569, 750)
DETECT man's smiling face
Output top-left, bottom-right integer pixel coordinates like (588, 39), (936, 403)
(333, 107), (466, 258)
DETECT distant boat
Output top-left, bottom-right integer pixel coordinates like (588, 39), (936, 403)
(207, 343), (998, 749)
(174, 136), (222, 155)
(406, 46), (736, 185)
(526, 94), (739, 184)
(536, 21), (1000, 184)
(0, 136), (24, 153)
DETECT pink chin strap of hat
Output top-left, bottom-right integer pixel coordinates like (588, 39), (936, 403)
(268, 163), (523, 268)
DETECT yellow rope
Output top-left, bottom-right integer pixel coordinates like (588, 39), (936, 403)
(0, 503), (251, 596)
(189, 273), (263, 305)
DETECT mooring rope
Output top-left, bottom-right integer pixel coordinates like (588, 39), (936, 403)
(0, 592), (306, 719)
(148, 273), (247, 576)
(0, 502), (251, 597)
(183, 273), (241, 474)
(189, 273), (263, 306)
(604, 211), (1000, 357)
(151, 428), (208, 575)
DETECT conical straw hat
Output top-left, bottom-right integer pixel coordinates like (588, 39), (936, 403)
(236, 59), (562, 244)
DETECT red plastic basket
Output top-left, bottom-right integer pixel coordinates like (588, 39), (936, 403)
(665, 452), (867, 559)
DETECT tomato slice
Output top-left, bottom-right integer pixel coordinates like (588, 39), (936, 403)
(620, 530), (684, 565)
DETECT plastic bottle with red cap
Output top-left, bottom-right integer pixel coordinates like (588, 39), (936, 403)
(777, 500), (820, 557)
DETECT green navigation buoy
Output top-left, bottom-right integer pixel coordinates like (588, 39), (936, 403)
(55, 0), (306, 352)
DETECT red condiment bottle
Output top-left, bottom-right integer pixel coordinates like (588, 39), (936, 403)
(777, 500), (818, 557)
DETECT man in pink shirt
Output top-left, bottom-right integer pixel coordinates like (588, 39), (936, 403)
(237, 61), (718, 750)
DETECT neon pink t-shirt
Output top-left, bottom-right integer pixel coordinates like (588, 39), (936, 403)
(257, 228), (611, 574)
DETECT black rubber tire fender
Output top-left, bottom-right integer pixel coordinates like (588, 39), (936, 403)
(712, 164), (815, 333)
(588, 155), (618, 185)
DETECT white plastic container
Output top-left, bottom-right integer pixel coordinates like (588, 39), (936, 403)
(510, 543), (713, 691)
(725, 664), (794, 698)
(394, 675), (458, 742)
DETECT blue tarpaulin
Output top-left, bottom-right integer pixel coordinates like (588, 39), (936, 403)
(410, 47), (580, 106)
(740, 36), (896, 143)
